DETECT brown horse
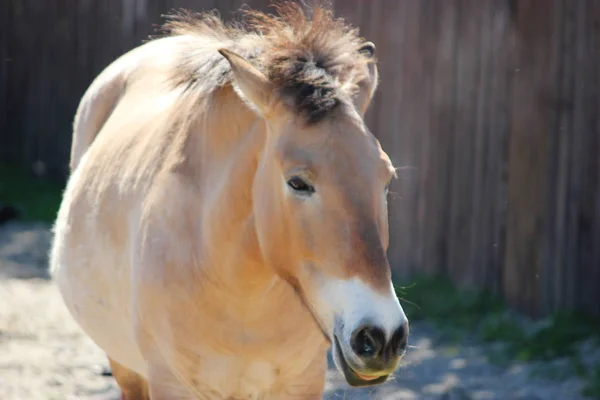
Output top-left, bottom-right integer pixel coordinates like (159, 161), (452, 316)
(50, 2), (408, 399)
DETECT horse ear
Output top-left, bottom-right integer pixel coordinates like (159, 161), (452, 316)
(358, 41), (376, 58)
(218, 49), (275, 116)
(352, 41), (379, 116)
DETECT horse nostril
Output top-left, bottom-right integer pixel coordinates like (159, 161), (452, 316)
(357, 330), (376, 357)
(351, 326), (385, 359)
(390, 323), (409, 355)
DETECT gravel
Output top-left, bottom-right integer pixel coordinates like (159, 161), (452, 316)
(0, 221), (594, 399)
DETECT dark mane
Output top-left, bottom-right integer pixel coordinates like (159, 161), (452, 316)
(161, 1), (373, 123)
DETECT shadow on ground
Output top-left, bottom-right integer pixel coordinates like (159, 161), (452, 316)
(0, 221), (52, 280)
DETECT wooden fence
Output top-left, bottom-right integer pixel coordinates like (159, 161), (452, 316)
(1, 0), (599, 318)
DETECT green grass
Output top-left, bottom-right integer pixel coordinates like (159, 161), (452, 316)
(583, 365), (600, 399)
(0, 164), (64, 223)
(395, 275), (600, 399)
(395, 276), (505, 328)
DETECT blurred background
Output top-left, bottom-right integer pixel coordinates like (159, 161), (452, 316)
(1, 1), (599, 399)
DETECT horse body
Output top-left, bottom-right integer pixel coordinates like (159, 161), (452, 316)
(51, 3), (408, 399)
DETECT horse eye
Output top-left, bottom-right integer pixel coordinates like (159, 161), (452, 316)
(287, 176), (315, 194)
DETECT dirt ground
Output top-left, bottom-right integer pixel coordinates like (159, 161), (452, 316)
(0, 222), (594, 399)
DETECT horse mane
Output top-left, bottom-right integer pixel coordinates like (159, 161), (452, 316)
(161, 1), (373, 123)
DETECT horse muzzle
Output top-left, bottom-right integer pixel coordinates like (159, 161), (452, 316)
(332, 320), (408, 387)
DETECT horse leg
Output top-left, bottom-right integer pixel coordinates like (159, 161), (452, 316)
(108, 357), (150, 400)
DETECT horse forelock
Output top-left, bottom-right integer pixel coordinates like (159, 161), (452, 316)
(160, 0), (373, 124)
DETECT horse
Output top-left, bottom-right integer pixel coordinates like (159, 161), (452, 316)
(50, 2), (409, 399)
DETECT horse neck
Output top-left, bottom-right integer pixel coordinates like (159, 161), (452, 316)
(179, 85), (282, 300)
(167, 84), (319, 337)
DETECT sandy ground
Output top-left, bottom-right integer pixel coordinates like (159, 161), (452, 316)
(0, 221), (594, 399)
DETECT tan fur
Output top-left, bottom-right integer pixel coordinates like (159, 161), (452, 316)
(51, 2), (405, 399)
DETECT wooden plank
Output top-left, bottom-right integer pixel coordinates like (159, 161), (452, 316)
(0, 0), (10, 161)
(41, 0), (62, 177)
(542, 0), (573, 314)
(21, 2), (41, 170)
(446, 0), (483, 287)
(414, 0), (444, 277)
(394, 0), (423, 278)
(573, 0), (600, 317)
(483, 1), (514, 296)
(467, 1), (493, 289)
(564, 0), (588, 313)
(418, 0), (459, 279)
(3, 0), (21, 166)
(504, 0), (558, 316)
(588, 0), (600, 319)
